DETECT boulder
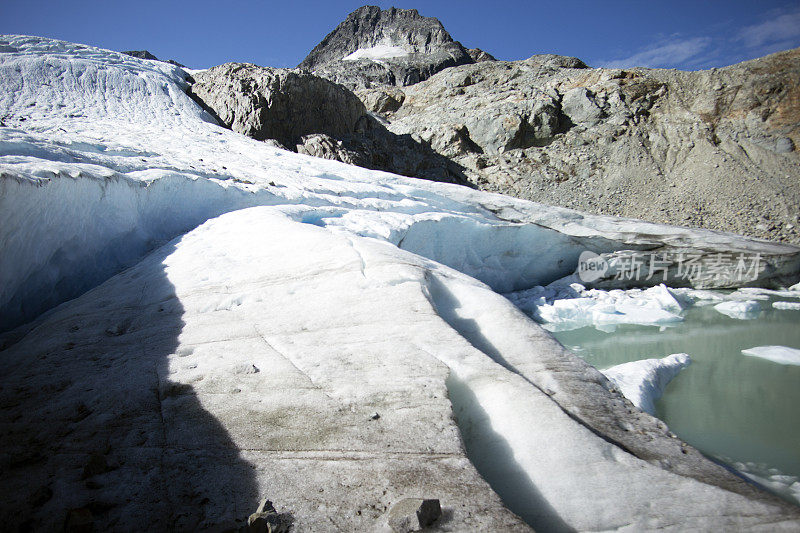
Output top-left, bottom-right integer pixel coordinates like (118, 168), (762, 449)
(191, 63), (366, 147)
(296, 133), (365, 166)
(561, 86), (604, 126)
(356, 86), (406, 114)
(246, 499), (291, 533)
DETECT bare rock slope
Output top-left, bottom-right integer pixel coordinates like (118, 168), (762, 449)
(365, 48), (800, 244)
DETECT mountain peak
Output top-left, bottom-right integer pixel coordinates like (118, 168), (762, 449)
(297, 6), (473, 87)
(299, 6), (458, 70)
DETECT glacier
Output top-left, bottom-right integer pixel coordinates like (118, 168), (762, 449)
(2, 35), (800, 531)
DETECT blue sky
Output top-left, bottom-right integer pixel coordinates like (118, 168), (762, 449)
(2, 1), (799, 70)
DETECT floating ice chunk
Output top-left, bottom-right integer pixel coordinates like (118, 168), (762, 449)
(602, 353), (691, 415)
(773, 301), (800, 310)
(342, 44), (410, 61)
(641, 284), (683, 313)
(713, 300), (761, 319)
(741, 346), (800, 366)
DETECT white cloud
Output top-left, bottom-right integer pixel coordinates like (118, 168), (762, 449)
(598, 36), (712, 69)
(737, 8), (800, 49)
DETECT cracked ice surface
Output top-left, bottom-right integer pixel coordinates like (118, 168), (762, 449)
(2, 35), (800, 530)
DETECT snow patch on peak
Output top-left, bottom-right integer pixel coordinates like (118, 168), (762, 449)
(602, 353), (692, 415)
(342, 44), (410, 61)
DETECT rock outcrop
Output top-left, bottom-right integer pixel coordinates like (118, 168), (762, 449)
(467, 48), (496, 62)
(191, 63), (367, 147)
(298, 6), (474, 89)
(122, 50), (158, 61)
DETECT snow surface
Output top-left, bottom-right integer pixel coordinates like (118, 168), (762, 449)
(2, 35), (799, 530)
(742, 346), (800, 366)
(342, 44), (410, 61)
(601, 353), (692, 415)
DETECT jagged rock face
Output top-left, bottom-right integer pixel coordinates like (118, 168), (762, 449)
(467, 48), (496, 62)
(191, 63), (366, 147)
(298, 6), (473, 89)
(361, 49), (800, 244)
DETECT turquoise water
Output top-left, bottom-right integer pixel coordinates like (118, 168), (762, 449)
(550, 295), (800, 504)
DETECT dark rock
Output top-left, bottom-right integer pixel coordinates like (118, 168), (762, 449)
(121, 50), (186, 68)
(296, 134), (365, 166)
(386, 498), (442, 532)
(166, 58), (187, 68)
(122, 50), (158, 61)
(246, 499), (291, 533)
(191, 63), (366, 147)
(416, 499), (441, 527)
